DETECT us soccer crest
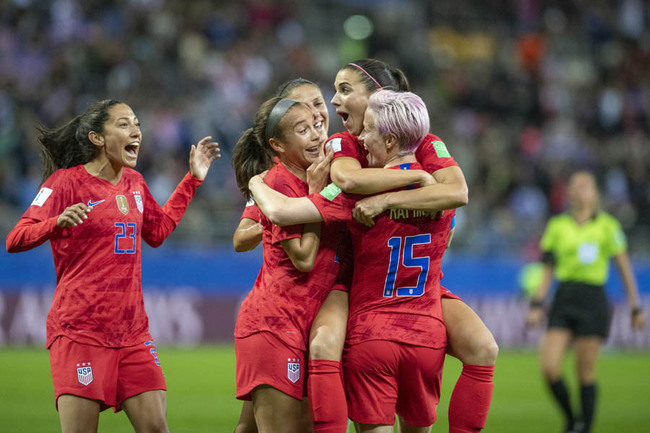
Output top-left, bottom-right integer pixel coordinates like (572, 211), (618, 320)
(134, 193), (143, 213)
(287, 358), (300, 383)
(116, 195), (129, 215)
(76, 362), (93, 386)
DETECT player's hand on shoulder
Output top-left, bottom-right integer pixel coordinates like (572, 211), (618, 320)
(418, 170), (437, 187)
(189, 136), (221, 181)
(353, 194), (387, 228)
(57, 203), (91, 228)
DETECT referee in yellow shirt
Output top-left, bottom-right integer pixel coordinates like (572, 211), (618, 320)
(526, 171), (645, 433)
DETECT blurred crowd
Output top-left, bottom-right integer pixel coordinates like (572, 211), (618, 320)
(1, 0), (649, 257)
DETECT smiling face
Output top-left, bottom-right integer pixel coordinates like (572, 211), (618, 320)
(91, 103), (142, 169)
(358, 108), (390, 168)
(286, 84), (329, 144)
(331, 68), (373, 136)
(271, 104), (325, 171)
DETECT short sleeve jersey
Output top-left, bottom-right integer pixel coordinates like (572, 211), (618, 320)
(10, 165), (201, 348)
(540, 212), (627, 285)
(327, 131), (458, 174)
(308, 162), (451, 349)
(240, 199), (261, 222)
(234, 163), (346, 351)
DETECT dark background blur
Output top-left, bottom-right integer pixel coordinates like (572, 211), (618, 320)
(1, 0), (649, 258)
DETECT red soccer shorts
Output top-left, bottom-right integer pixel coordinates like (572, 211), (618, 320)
(235, 331), (307, 401)
(343, 340), (445, 427)
(49, 336), (166, 412)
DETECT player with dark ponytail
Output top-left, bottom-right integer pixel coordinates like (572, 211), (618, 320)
(6, 99), (220, 433)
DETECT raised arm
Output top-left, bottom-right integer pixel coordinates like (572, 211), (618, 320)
(330, 157), (432, 195)
(248, 174), (323, 226)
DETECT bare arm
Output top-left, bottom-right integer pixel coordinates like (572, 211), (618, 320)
(281, 223), (321, 272)
(330, 157), (432, 195)
(232, 218), (262, 252)
(249, 175), (323, 226)
(613, 252), (646, 330)
(526, 263), (555, 328)
(352, 166), (469, 226)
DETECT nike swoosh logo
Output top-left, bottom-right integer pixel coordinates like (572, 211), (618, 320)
(87, 199), (105, 207)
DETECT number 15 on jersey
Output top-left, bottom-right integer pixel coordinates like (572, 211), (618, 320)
(384, 234), (431, 298)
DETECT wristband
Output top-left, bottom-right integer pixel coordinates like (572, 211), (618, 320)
(530, 299), (544, 309)
(631, 306), (643, 316)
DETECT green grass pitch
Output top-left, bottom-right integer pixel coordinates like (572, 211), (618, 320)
(1, 346), (648, 432)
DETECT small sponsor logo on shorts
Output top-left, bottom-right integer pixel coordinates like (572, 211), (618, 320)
(287, 358), (300, 383)
(76, 362), (93, 386)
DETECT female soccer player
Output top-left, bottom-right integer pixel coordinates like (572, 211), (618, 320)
(327, 59), (497, 433)
(249, 90), (450, 432)
(232, 78), (347, 433)
(5, 99), (220, 433)
(232, 95), (347, 433)
(232, 78), (331, 253)
(526, 171), (645, 433)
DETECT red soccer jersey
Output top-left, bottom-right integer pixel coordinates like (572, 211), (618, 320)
(234, 163), (346, 351)
(308, 163), (451, 349)
(240, 200), (261, 223)
(326, 130), (458, 174)
(6, 165), (202, 348)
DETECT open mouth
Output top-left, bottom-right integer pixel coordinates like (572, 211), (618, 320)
(306, 145), (320, 156)
(314, 120), (323, 130)
(125, 142), (139, 158)
(337, 111), (349, 123)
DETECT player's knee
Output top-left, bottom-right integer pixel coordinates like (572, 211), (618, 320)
(478, 337), (499, 366)
(460, 333), (498, 366)
(309, 329), (343, 361)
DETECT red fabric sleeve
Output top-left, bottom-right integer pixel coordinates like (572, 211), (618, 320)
(326, 132), (365, 164)
(141, 172), (202, 247)
(415, 134), (459, 174)
(307, 188), (356, 225)
(240, 203), (261, 222)
(6, 216), (60, 253)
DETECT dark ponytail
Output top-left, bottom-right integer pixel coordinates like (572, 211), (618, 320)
(232, 96), (301, 200)
(36, 99), (123, 182)
(344, 58), (410, 92)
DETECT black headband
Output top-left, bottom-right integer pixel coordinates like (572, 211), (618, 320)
(265, 98), (300, 142)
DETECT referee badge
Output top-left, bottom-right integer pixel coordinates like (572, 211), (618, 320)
(287, 358), (300, 383)
(76, 362), (93, 386)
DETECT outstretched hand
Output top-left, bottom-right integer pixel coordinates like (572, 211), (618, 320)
(190, 136), (221, 181)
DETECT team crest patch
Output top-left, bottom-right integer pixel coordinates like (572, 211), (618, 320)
(31, 187), (53, 207)
(76, 362), (93, 386)
(134, 194), (143, 213)
(116, 195), (129, 215)
(287, 358), (300, 383)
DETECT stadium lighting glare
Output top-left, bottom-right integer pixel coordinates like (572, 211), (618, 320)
(343, 15), (374, 40)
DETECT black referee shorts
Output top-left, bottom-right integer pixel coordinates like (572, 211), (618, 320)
(547, 282), (611, 338)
